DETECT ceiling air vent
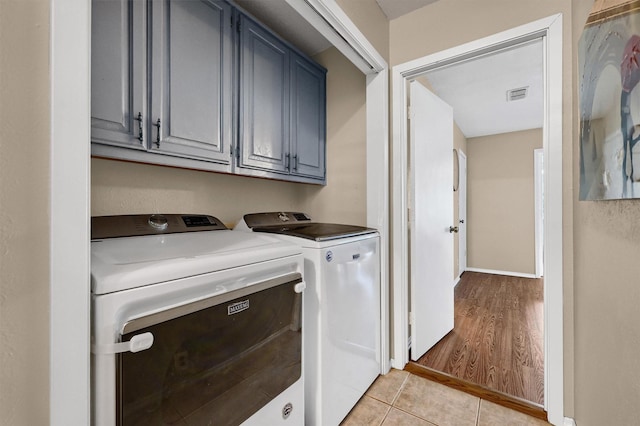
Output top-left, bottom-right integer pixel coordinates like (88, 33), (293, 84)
(507, 86), (528, 101)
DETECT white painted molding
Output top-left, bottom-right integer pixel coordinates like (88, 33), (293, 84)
(564, 417), (577, 426)
(366, 70), (391, 374)
(534, 148), (544, 278)
(465, 267), (537, 279)
(285, 0), (386, 74)
(391, 13), (564, 426)
(50, 0), (91, 424)
(542, 15), (564, 426)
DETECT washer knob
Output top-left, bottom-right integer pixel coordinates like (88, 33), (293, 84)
(148, 214), (168, 231)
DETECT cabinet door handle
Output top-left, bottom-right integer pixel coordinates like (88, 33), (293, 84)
(134, 112), (143, 142)
(285, 153), (290, 170)
(154, 118), (161, 148)
(293, 155), (298, 171)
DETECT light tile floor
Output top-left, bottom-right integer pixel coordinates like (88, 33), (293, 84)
(340, 369), (551, 426)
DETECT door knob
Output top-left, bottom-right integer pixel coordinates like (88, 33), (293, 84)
(449, 226), (459, 233)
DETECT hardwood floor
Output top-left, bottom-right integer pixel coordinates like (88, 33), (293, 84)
(413, 272), (544, 405)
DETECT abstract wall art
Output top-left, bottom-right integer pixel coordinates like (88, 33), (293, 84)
(579, 1), (640, 200)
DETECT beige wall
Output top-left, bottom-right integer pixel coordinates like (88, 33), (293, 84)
(299, 47), (368, 226)
(0, 0), (51, 424)
(466, 129), (542, 275)
(92, 159), (309, 226)
(572, 1), (640, 425)
(336, 0), (390, 62)
(390, 0), (575, 416)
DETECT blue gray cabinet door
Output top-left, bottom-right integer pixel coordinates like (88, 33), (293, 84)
(291, 53), (326, 180)
(148, 0), (233, 166)
(239, 14), (290, 174)
(91, 0), (146, 149)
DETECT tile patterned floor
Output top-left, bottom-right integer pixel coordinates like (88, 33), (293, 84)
(340, 369), (551, 426)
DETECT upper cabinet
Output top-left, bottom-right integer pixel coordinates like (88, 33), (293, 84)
(290, 53), (327, 180)
(91, 0), (147, 150)
(238, 16), (291, 175)
(237, 14), (326, 183)
(149, 0), (233, 164)
(91, 0), (326, 184)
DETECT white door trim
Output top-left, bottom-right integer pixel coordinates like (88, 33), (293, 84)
(534, 148), (544, 278)
(457, 149), (467, 279)
(50, 0), (91, 424)
(391, 14), (564, 425)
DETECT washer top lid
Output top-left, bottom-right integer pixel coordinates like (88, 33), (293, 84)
(252, 223), (377, 241)
(91, 220), (301, 295)
(241, 212), (377, 242)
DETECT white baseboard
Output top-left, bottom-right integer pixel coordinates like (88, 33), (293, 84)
(454, 274), (461, 287)
(465, 267), (537, 279)
(564, 417), (576, 426)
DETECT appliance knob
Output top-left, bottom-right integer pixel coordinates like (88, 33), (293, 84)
(148, 214), (169, 231)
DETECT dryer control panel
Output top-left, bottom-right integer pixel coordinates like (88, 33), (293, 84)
(91, 214), (227, 239)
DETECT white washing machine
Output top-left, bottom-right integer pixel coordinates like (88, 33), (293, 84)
(235, 212), (381, 426)
(91, 214), (306, 426)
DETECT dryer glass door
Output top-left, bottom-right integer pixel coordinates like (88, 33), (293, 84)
(116, 275), (302, 425)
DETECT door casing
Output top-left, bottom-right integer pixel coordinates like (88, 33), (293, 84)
(457, 149), (467, 280)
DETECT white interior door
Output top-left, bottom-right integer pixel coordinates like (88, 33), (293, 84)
(458, 150), (467, 278)
(409, 81), (454, 361)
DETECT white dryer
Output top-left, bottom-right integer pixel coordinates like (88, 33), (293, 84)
(235, 212), (381, 426)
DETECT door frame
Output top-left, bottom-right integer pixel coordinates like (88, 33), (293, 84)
(457, 149), (467, 280)
(391, 14), (564, 425)
(535, 148), (545, 278)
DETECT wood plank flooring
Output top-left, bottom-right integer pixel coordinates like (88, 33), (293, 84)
(413, 272), (544, 405)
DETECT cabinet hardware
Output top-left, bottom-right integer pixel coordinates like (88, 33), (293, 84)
(134, 112), (143, 142)
(293, 155), (298, 171)
(154, 118), (161, 148)
(449, 226), (459, 233)
(285, 153), (290, 170)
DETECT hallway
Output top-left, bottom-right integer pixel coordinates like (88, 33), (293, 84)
(415, 272), (544, 405)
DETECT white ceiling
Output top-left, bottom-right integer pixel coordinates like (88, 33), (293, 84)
(424, 39), (544, 138)
(235, 0), (543, 138)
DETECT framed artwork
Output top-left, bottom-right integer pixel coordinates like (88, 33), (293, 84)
(579, 0), (640, 200)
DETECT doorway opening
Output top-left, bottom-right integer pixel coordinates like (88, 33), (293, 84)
(407, 38), (546, 409)
(391, 14), (564, 426)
